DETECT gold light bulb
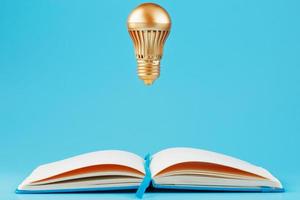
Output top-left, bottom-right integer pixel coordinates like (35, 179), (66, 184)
(127, 3), (171, 85)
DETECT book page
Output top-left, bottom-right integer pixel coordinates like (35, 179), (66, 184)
(21, 150), (145, 187)
(150, 147), (281, 186)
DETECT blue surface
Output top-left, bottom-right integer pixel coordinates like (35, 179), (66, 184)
(0, 0), (299, 199)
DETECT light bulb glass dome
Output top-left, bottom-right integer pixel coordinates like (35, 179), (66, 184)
(127, 3), (171, 29)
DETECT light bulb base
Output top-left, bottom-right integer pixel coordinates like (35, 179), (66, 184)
(137, 60), (160, 86)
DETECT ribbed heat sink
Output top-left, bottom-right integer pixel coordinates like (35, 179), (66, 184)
(128, 30), (170, 60)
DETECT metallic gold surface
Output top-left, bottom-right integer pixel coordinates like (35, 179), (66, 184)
(127, 3), (171, 85)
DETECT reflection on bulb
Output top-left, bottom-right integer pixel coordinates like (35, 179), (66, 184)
(127, 3), (171, 85)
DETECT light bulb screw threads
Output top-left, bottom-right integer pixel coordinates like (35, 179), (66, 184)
(137, 59), (160, 85)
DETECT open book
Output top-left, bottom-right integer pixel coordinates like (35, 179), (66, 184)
(17, 147), (283, 196)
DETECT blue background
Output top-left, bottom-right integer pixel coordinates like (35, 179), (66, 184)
(1, 0), (299, 199)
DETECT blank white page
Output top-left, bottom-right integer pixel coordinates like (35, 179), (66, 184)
(150, 147), (281, 187)
(20, 150), (145, 187)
